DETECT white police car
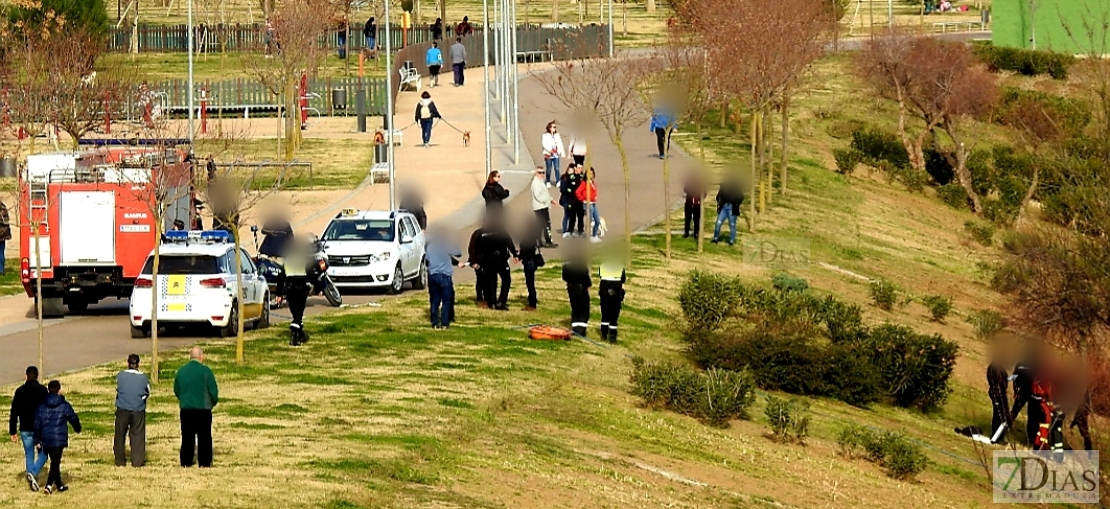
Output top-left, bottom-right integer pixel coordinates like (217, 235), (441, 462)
(129, 230), (270, 338)
(320, 209), (427, 293)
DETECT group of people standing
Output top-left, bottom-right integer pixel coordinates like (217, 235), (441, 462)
(539, 122), (602, 243)
(8, 348), (220, 494)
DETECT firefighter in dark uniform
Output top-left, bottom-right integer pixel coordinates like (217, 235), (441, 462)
(598, 256), (626, 343)
(562, 246), (592, 337)
(282, 236), (316, 346)
(986, 339), (1011, 444)
(1009, 351), (1037, 445)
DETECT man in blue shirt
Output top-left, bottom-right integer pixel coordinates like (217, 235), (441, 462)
(649, 108), (677, 160)
(426, 228), (464, 329)
(426, 41), (444, 88)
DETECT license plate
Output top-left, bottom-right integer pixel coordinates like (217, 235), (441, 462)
(167, 303), (187, 312)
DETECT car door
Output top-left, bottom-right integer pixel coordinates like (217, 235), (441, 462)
(398, 218), (417, 277)
(238, 249), (261, 319)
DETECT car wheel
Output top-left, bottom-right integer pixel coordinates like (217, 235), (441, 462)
(411, 259), (428, 290)
(130, 325), (148, 339)
(219, 301), (239, 338)
(387, 264), (404, 294)
(254, 294), (271, 329)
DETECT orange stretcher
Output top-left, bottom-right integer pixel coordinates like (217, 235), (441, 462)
(529, 325), (572, 341)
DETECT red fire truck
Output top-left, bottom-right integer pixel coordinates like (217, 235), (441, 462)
(19, 147), (195, 317)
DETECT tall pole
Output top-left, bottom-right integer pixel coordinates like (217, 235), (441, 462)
(887, 0), (892, 30)
(187, 0), (195, 143)
(607, 0), (613, 57)
(511, 0), (519, 164)
(483, 0), (492, 177)
(385, 1), (396, 209)
(501, 0), (509, 141)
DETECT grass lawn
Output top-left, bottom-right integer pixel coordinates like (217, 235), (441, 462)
(99, 52), (391, 83)
(0, 259), (24, 297)
(193, 137), (372, 190)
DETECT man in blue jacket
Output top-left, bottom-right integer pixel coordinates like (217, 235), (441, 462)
(34, 380), (81, 495)
(9, 366), (48, 491)
(649, 107), (677, 160)
(426, 41), (444, 88)
(425, 228), (464, 329)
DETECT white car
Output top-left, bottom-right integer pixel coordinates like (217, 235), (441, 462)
(129, 230), (270, 338)
(320, 209), (427, 293)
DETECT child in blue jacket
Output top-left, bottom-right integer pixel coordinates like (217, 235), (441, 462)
(34, 380), (82, 495)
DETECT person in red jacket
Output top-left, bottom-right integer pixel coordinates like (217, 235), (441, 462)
(576, 168), (602, 243)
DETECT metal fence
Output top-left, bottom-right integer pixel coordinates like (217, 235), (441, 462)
(150, 76), (388, 117)
(106, 23), (607, 54)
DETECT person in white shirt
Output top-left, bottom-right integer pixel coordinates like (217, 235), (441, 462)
(568, 134), (587, 166)
(530, 167), (556, 246)
(541, 122), (565, 188)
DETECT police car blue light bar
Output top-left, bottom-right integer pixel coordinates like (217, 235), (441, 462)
(164, 230), (190, 241)
(199, 230), (231, 242)
(164, 230), (231, 243)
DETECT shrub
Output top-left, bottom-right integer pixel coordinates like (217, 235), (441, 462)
(850, 128), (910, 169)
(964, 220), (996, 246)
(678, 270), (746, 333)
(895, 167), (928, 193)
(836, 425), (929, 480)
(771, 273), (809, 293)
(972, 42), (1075, 80)
(869, 279), (898, 311)
(863, 324), (959, 410)
(936, 183), (969, 210)
(822, 342), (884, 407)
(629, 357), (756, 428)
(923, 148), (954, 185)
(764, 394), (811, 444)
(826, 119), (865, 139)
(966, 309), (1004, 339)
(833, 148), (864, 176)
(820, 295), (867, 343)
(920, 295), (954, 323)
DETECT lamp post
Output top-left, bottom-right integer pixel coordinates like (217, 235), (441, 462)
(385, 0), (396, 209)
(483, 0), (492, 177)
(511, 0), (519, 164)
(187, 0), (194, 143)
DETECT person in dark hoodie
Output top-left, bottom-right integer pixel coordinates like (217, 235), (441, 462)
(560, 164), (584, 238)
(482, 171), (510, 214)
(477, 215), (518, 310)
(9, 366), (48, 492)
(518, 219), (544, 311)
(34, 380), (82, 495)
(399, 186), (428, 230)
(415, 91), (443, 147)
(562, 241), (592, 337)
(466, 222), (488, 308)
(711, 179), (744, 246)
(986, 339), (1011, 444)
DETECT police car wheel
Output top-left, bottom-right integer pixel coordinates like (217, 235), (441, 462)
(219, 302), (239, 338)
(130, 325), (148, 339)
(412, 259), (427, 290)
(255, 295), (271, 329)
(388, 264), (404, 295)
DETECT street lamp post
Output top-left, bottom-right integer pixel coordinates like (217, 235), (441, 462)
(385, 1), (396, 209)
(511, 0), (519, 164)
(483, 0), (492, 178)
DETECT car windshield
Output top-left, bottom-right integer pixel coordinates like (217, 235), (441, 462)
(322, 219), (395, 242)
(141, 255), (221, 275)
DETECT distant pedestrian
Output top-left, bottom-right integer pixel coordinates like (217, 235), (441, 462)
(712, 180), (744, 246)
(0, 200), (10, 274)
(541, 122), (565, 186)
(206, 155), (218, 183)
(264, 18), (276, 57)
(414, 91), (443, 147)
(482, 171), (510, 214)
(568, 134), (587, 166)
(399, 186), (428, 230)
(477, 215), (518, 310)
(425, 41), (444, 88)
(560, 164), (584, 237)
(576, 167), (602, 243)
(456, 16), (474, 37)
(192, 197), (205, 230)
(531, 167), (556, 247)
(562, 246), (592, 337)
(114, 354), (150, 467)
(430, 18), (444, 40)
(683, 173), (705, 239)
(519, 220), (544, 311)
(450, 37), (467, 86)
(174, 347), (219, 468)
(426, 229), (463, 329)
(9, 366), (48, 492)
(363, 17), (377, 50)
(34, 380), (81, 495)
(337, 16), (349, 59)
(650, 107), (677, 159)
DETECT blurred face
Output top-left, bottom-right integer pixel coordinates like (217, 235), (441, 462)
(494, 174), (501, 182)
(535, 169), (544, 179)
(549, 124), (557, 133)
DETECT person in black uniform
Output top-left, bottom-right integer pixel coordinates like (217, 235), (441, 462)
(1009, 344), (1040, 445)
(477, 216), (518, 310)
(467, 221), (488, 307)
(986, 341), (1011, 444)
(598, 254), (626, 343)
(560, 164), (584, 237)
(562, 244), (592, 336)
(399, 186), (428, 230)
(518, 220), (544, 311)
(282, 236), (316, 346)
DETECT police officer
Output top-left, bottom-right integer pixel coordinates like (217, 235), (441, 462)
(598, 255), (626, 343)
(562, 244), (591, 336)
(282, 236), (315, 346)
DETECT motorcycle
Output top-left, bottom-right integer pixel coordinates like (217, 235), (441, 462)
(251, 226), (343, 308)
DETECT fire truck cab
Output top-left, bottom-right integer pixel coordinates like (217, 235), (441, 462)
(19, 147), (195, 317)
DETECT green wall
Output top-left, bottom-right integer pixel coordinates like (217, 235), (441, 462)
(992, 0), (1110, 54)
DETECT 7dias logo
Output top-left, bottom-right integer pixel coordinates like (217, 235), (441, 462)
(993, 451), (1100, 504)
(740, 236), (811, 267)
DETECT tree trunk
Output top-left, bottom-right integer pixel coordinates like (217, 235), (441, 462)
(749, 110), (759, 232)
(622, 0), (627, 36)
(663, 126), (672, 260)
(945, 120), (983, 213)
(757, 109), (766, 214)
(234, 229), (246, 364)
(697, 124), (706, 254)
(150, 219), (161, 384)
(615, 138), (633, 266)
(720, 99), (728, 129)
(779, 93), (790, 197)
(1015, 165), (1040, 226)
(284, 80), (299, 161)
(646, 0), (655, 13)
(552, 0), (558, 22)
(764, 106), (774, 207)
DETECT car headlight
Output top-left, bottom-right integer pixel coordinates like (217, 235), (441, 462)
(369, 253), (392, 263)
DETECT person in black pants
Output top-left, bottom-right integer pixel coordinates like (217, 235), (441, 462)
(477, 216), (517, 310)
(562, 244), (592, 336)
(174, 347), (219, 468)
(33, 380), (81, 494)
(598, 255), (626, 343)
(683, 173), (705, 238)
(467, 223), (488, 307)
(560, 164), (584, 237)
(280, 236), (316, 346)
(519, 221), (544, 311)
(986, 348), (1011, 444)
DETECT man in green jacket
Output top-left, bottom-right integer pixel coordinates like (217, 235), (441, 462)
(173, 347), (219, 468)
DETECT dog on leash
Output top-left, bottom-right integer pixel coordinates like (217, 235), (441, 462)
(462, 131), (471, 147)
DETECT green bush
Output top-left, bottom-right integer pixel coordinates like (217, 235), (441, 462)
(820, 295), (867, 343)
(972, 42), (1075, 80)
(966, 309), (1004, 339)
(771, 273), (809, 293)
(936, 183), (969, 210)
(920, 295), (954, 323)
(836, 425), (929, 480)
(629, 357), (756, 428)
(850, 128), (910, 169)
(826, 119), (865, 140)
(863, 324), (959, 410)
(869, 279), (898, 311)
(895, 167), (928, 193)
(964, 220), (996, 246)
(764, 395), (811, 444)
(678, 270), (747, 333)
(833, 148), (864, 176)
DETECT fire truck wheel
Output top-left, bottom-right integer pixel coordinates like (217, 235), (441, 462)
(130, 325), (148, 339)
(219, 302), (240, 338)
(67, 299), (88, 315)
